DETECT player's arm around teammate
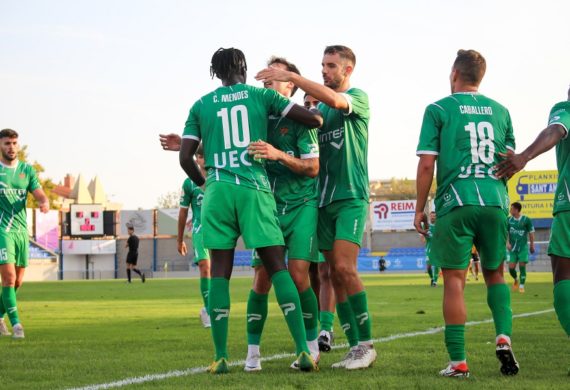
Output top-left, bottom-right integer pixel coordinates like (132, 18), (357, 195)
(257, 46), (376, 370)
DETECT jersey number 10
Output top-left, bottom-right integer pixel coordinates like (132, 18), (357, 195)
(217, 105), (251, 149)
(464, 121), (495, 164)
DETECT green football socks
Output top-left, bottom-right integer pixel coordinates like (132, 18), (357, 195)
(209, 278), (230, 360)
(553, 279), (570, 336)
(271, 270), (309, 355)
(2, 286), (20, 326)
(319, 311), (335, 332)
(246, 289), (268, 345)
(445, 324), (466, 361)
(433, 266), (440, 283)
(519, 267), (527, 286)
(336, 300), (359, 347)
(487, 283), (513, 336)
(509, 267), (518, 281)
(299, 287), (319, 341)
(200, 277), (210, 309)
(348, 291), (372, 342)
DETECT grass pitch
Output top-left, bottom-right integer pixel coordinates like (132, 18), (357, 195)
(2, 272), (567, 389)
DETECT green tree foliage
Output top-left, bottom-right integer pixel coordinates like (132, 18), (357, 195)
(17, 145), (60, 210)
(156, 190), (182, 209)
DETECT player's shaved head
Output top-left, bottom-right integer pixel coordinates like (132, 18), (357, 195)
(453, 49), (486, 86)
(324, 45), (356, 67)
(210, 48), (247, 81)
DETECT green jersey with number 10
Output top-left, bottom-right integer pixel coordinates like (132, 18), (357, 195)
(183, 84), (295, 193)
(417, 93), (516, 217)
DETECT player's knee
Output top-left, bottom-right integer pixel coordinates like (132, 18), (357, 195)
(331, 263), (357, 284)
(290, 272), (309, 291)
(252, 268), (272, 294)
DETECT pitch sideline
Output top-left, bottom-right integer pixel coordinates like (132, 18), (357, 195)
(69, 308), (555, 390)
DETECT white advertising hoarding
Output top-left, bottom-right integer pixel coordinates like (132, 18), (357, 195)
(62, 239), (116, 254)
(371, 200), (416, 231)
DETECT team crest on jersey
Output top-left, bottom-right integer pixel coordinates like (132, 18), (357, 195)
(280, 127), (289, 135)
(19, 173), (25, 179)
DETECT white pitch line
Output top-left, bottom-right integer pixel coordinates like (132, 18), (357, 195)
(69, 308), (554, 390)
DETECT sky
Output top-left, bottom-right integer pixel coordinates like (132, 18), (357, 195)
(1, 0), (569, 209)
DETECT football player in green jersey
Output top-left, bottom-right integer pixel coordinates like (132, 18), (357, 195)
(177, 144), (211, 328)
(507, 202), (535, 293)
(415, 50), (518, 377)
(256, 45), (376, 370)
(0, 129), (49, 339)
(179, 48), (322, 374)
(244, 57), (321, 371)
(496, 86), (570, 343)
(304, 92), (337, 351)
(421, 211), (440, 287)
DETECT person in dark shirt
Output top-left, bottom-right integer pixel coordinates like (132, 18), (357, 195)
(126, 225), (145, 283)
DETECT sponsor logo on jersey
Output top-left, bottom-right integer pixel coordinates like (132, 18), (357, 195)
(280, 127), (289, 135)
(319, 127), (344, 149)
(19, 173), (25, 179)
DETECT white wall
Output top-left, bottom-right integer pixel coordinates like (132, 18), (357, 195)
(26, 259), (59, 281)
(61, 254), (115, 280)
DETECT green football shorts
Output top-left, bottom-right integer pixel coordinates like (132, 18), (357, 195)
(0, 232), (29, 267)
(318, 198), (368, 251)
(431, 206), (507, 270)
(202, 181), (284, 250)
(508, 250), (529, 263)
(251, 204), (319, 267)
(548, 210), (570, 258)
(192, 230), (210, 264)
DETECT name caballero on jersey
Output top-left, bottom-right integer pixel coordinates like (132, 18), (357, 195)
(459, 105), (493, 115)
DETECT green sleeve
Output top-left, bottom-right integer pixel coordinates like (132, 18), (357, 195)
(505, 110), (516, 152)
(262, 88), (294, 117)
(549, 105), (570, 137)
(27, 165), (41, 192)
(344, 88), (369, 119)
(526, 217), (535, 233)
(179, 179), (192, 208)
(416, 104), (443, 155)
(297, 127), (319, 159)
(182, 100), (202, 140)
